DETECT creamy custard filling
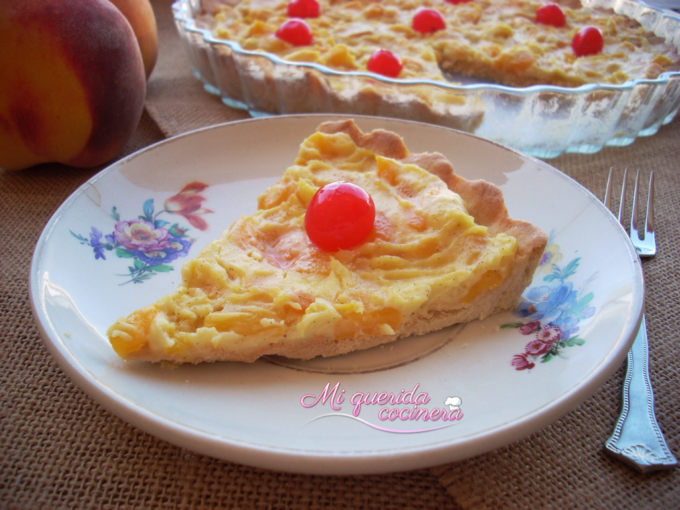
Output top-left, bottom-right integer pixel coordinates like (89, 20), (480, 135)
(198, 0), (679, 87)
(107, 130), (517, 359)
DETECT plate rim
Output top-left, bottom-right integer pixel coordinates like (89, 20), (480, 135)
(29, 114), (644, 474)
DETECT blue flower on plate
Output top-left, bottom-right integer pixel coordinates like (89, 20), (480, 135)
(516, 281), (577, 325)
(503, 241), (595, 371)
(88, 227), (107, 260)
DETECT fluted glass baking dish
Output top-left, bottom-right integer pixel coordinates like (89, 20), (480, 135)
(172, 0), (680, 158)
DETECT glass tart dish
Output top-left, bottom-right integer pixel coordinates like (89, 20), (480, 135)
(173, 0), (680, 158)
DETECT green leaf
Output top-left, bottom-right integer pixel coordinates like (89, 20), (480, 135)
(133, 259), (145, 270)
(571, 292), (594, 313)
(151, 264), (173, 272)
(143, 199), (154, 221)
(111, 206), (120, 221)
(169, 223), (188, 238)
(561, 257), (581, 280)
(500, 322), (524, 329)
(70, 230), (88, 243)
(116, 248), (134, 258)
(566, 341), (574, 347)
(573, 338), (585, 346)
(541, 354), (553, 363)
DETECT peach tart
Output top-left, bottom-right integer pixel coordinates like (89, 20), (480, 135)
(107, 120), (547, 363)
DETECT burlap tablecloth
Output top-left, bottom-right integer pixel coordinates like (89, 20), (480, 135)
(2, 1), (679, 508)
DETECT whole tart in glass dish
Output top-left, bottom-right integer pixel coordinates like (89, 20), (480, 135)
(174, 0), (680, 157)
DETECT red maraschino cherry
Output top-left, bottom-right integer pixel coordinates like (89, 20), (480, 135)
(536, 3), (565, 27)
(571, 26), (603, 56)
(413, 9), (446, 34)
(367, 49), (403, 78)
(305, 182), (376, 251)
(287, 0), (319, 18)
(445, 0), (473, 4)
(276, 19), (313, 46)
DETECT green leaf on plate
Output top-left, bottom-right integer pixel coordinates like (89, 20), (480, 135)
(500, 322), (524, 329)
(151, 264), (173, 272)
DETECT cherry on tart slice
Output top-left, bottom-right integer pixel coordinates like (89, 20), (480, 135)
(367, 49), (403, 78)
(276, 19), (313, 46)
(412, 9), (446, 34)
(287, 0), (319, 19)
(535, 3), (565, 28)
(571, 26), (603, 56)
(444, 0), (473, 4)
(305, 182), (376, 252)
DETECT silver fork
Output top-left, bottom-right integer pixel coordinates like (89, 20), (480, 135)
(603, 168), (677, 472)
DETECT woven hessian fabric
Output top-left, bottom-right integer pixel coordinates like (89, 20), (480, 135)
(432, 121), (680, 509)
(1, 0), (678, 508)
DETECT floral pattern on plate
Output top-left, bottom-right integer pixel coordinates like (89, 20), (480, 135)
(71, 182), (212, 284)
(504, 233), (597, 371)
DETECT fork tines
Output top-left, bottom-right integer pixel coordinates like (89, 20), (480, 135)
(604, 167), (656, 258)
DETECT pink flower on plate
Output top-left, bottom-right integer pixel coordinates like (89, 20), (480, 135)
(164, 182), (213, 231)
(114, 220), (170, 252)
(525, 339), (552, 356)
(519, 321), (541, 335)
(511, 353), (535, 371)
(536, 325), (562, 344)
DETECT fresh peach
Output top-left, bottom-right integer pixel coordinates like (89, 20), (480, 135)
(108, 0), (159, 79)
(0, 0), (146, 170)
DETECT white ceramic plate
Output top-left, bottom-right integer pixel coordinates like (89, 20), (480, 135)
(30, 115), (643, 475)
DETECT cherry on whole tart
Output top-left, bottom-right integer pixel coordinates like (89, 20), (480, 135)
(535, 3), (565, 28)
(367, 49), (403, 78)
(287, 0), (319, 19)
(276, 19), (313, 46)
(413, 9), (446, 34)
(571, 26), (603, 56)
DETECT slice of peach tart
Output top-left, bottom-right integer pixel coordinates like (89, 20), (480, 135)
(107, 120), (547, 363)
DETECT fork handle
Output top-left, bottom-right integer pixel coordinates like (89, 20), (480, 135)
(605, 315), (677, 472)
